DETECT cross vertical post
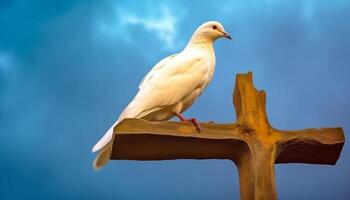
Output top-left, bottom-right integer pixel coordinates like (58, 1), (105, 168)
(106, 72), (344, 200)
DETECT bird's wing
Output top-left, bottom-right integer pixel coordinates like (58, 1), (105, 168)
(139, 53), (178, 90)
(92, 52), (209, 152)
(120, 53), (209, 121)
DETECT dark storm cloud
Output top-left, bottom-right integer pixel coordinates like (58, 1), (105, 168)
(0, 0), (349, 199)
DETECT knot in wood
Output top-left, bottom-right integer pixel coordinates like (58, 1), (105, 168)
(238, 124), (255, 137)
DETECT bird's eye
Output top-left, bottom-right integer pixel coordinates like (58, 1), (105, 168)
(212, 25), (217, 30)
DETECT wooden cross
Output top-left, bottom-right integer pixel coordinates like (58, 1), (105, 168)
(107, 72), (344, 200)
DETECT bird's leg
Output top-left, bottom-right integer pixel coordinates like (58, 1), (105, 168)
(173, 113), (201, 132)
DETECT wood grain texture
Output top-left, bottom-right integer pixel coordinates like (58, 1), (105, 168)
(108, 72), (345, 200)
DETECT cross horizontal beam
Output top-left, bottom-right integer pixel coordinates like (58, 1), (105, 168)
(111, 119), (344, 165)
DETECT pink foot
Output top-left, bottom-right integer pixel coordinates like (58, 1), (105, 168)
(173, 113), (202, 132)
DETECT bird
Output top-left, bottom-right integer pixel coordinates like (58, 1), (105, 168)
(92, 21), (231, 170)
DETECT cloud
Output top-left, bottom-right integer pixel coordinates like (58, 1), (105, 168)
(97, 2), (179, 49)
(117, 4), (179, 50)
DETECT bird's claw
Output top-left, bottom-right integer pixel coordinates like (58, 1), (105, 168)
(187, 118), (201, 132)
(173, 113), (201, 132)
(182, 118), (201, 132)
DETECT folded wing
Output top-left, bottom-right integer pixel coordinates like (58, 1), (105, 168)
(92, 52), (208, 152)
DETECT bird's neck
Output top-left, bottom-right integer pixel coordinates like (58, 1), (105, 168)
(184, 36), (216, 75)
(185, 37), (214, 53)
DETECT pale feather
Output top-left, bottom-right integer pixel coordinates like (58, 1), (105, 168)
(139, 54), (177, 90)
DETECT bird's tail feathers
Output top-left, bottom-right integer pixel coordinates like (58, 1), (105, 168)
(92, 101), (144, 152)
(92, 100), (145, 169)
(93, 142), (112, 170)
(92, 122), (117, 153)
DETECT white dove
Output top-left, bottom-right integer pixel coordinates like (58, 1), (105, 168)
(92, 21), (231, 170)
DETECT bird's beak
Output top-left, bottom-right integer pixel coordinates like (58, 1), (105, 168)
(223, 32), (232, 40)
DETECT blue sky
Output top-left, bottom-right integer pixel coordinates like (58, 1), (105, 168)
(0, 0), (349, 199)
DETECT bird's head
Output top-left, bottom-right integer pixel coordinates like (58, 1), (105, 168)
(191, 21), (231, 42)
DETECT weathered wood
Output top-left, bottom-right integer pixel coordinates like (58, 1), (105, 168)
(108, 72), (345, 200)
